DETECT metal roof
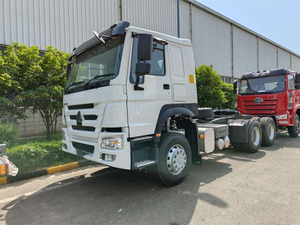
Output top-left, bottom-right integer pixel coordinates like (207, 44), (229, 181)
(184, 0), (300, 58)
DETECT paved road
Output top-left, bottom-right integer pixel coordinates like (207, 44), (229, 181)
(0, 131), (300, 225)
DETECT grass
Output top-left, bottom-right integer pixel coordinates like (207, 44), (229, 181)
(6, 133), (83, 175)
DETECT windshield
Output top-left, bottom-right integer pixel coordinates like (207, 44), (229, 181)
(65, 35), (125, 93)
(239, 75), (286, 95)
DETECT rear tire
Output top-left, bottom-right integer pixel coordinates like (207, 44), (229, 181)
(242, 120), (262, 153)
(158, 133), (192, 187)
(250, 117), (261, 122)
(260, 117), (276, 146)
(231, 142), (244, 152)
(288, 114), (300, 138)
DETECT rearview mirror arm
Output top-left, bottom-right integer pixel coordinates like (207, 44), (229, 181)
(134, 59), (145, 91)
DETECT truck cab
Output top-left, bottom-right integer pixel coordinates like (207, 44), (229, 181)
(62, 21), (265, 186)
(235, 68), (300, 137)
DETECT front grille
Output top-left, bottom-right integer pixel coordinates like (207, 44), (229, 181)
(84, 115), (98, 120)
(243, 100), (277, 115)
(72, 125), (96, 132)
(102, 127), (122, 132)
(68, 103), (94, 110)
(72, 142), (94, 154)
(70, 115), (98, 120)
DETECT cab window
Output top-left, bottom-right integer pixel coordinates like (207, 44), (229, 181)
(288, 75), (295, 90)
(130, 37), (165, 84)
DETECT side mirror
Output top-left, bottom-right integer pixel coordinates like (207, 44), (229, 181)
(137, 34), (153, 62)
(233, 79), (238, 94)
(134, 34), (153, 90)
(295, 73), (300, 89)
(66, 62), (72, 81)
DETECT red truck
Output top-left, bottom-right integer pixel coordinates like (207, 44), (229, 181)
(233, 68), (300, 146)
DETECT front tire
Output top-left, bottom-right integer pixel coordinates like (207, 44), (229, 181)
(158, 133), (192, 187)
(288, 114), (300, 138)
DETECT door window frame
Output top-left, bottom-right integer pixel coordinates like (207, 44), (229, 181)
(129, 36), (166, 84)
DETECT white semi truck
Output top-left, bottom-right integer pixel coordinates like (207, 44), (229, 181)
(62, 21), (272, 186)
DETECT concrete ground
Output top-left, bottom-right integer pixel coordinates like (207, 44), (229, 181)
(0, 131), (299, 225)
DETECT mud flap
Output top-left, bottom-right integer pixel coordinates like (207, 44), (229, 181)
(228, 119), (250, 143)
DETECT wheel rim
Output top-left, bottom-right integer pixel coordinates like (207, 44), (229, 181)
(268, 123), (275, 140)
(166, 144), (187, 175)
(252, 127), (260, 146)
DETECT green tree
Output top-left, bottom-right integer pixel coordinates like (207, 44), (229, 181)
(0, 43), (69, 139)
(0, 122), (18, 146)
(196, 65), (226, 109)
(22, 46), (70, 139)
(220, 82), (237, 109)
(0, 45), (33, 124)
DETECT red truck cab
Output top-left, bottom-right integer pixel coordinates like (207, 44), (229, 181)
(235, 68), (300, 137)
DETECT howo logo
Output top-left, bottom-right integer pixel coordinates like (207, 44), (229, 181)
(76, 111), (83, 126)
(254, 98), (264, 104)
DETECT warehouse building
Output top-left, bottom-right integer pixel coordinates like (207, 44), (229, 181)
(0, 0), (300, 83)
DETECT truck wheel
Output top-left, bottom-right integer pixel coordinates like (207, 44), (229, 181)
(288, 114), (300, 138)
(158, 133), (192, 187)
(198, 108), (213, 119)
(260, 117), (276, 146)
(250, 117), (261, 122)
(231, 142), (244, 152)
(242, 120), (262, 153)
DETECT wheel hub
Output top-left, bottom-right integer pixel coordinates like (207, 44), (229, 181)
(252, 127), (260, 146)
(166, 144), (187, 175)
(268, 123), (275, 140)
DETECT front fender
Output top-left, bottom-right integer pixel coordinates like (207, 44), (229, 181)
(154, 104), (197, 134)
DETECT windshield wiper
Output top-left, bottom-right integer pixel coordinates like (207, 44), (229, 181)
(84, 73), (116, 87)
(65, 81), (85, 93)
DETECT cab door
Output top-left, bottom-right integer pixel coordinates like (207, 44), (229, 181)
(126, 35), (172, 138)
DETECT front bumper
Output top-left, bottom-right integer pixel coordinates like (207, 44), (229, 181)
(62, 127), (131, 170)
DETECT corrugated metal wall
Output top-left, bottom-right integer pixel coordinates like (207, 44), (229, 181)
(291, 55), (300, 71)
(233, 26), (257, 77)
(278, 48), (291, 69)
(0, 0), (120, 52)
(179, 0), (191, 40)
(0, 0), (299, 78)
(122, 0), (177, 37)
(192, 5), (232, 76)
(258, 39), (277, 70)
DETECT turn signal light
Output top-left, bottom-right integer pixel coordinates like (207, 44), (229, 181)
(0, 164), (6, 175)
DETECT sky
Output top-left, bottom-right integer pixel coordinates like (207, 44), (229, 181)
(196, 0), (300, 55)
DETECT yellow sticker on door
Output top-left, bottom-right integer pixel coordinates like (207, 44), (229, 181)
(189, 75), (195, 83)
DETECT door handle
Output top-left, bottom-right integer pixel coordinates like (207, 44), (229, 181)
(163, 84), (170, 90)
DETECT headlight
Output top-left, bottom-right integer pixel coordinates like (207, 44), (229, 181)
(276, 114), (288, 120)
(101, 137), (122, 150)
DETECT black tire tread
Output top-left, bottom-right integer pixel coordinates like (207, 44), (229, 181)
(250, 117), (261, 122)
(232, 142), (244, 152)
(198, 108), (214, 119)
(260, 117), (276, 146)
(242, 120), (262, 153)
(288, 114), (300, 138)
